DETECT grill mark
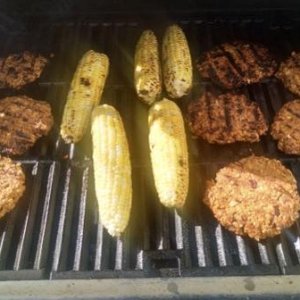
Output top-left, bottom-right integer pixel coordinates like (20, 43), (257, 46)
(248, 43), (275, 71)
(219, 45), (245, 77)
(207, 61), (224, 87)
(286, 107), (300, 120)
(0, 56), (8, 73)
(237, 93), (244, 115)
(0, 125), (9, 132)
(223, 95), (233, 132)
(253, 103), (261, 123)
(8, 100), (45, 114)
(205, 92), (213, 124)
(208, 50), (237, 85)
(248, 44), (266, 64)
(30, 54), (37, 70)
(235, 45), (254, 80)
(235, 45), (248, 63)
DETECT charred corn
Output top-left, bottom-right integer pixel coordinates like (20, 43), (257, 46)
(134, 30), (162, 105)
(60, 50), (109, 143)
(148, 98), (189, 208)
(91, 105), (132, 237)
(162, 25), (192, 99)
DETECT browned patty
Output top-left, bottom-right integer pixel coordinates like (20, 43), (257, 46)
(187, 91), (268, 144)
(204, 156), (300, 240)
(197, 41), (278, 89)
(271, 100), (300, 155)
(0, 96), (54, 155)
(276, 52), (300, 96)
(0, 156), (25, 218)
(0, 51), (48, 89)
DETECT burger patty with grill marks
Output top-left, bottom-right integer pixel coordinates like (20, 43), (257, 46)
(197, 41), (278, 89)
(0, 96), (54, 155)
(271, 100), (300, 155)
(0, 51), (48, 89)
(276, 52), (300, 96)
(187, 91), (268, 144)
(204, 156), (300, 241)
(0, 156), (25, 219)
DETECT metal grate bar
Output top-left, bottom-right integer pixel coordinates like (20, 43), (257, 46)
(235, 236), (255, 266)
(72, 166), (89, 271)
(13, 163), (43, 270)
(215, 224), (233, 267)
(194, 225), (211, 267)
(34, 161), (60, 270)
(51, 165), (75, 272)
(94, 224), (104, 271)
(0, 211), (18, 270)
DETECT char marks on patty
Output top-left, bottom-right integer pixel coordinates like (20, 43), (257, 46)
(0, 95), (54, 155)
(187, 90), (268, 144)
(0, 51), (48, 89)
(197, 41), (277, 89)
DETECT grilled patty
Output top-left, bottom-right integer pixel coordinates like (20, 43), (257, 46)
(0, 51), (48, 89)
(276, 52), (300, 96)
(197, 41), (278, 89)
(0, 96), (54, 155)
(187, 91), (268, 144)
(271, 100), (300, 155)
(0, 156), (25, 218)
(204, 156), (300, 240)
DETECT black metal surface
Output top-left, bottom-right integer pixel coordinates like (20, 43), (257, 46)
(0, 17), (300, 281)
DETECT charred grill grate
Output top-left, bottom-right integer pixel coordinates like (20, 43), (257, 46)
(0, 18), (300, 280)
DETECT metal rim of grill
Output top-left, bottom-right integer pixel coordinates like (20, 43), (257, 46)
(0, 14), (300, 283)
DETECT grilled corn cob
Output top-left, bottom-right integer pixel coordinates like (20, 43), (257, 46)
(60, 50), (109, 143)
(148, 98), (189, 208)
(162, 25), (192, 99)
(134, 30), (162, 105)
(91, 105), (132, 237)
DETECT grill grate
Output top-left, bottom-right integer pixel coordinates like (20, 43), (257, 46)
(0, 17), (300, 280)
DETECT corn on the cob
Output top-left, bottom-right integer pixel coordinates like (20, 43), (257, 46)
(91, 105), (132, 237)
(148, 98), (189, 208)
(134, 30), (162, 105)
(60, 50), (109, 143)
(162, 25), (192, 99)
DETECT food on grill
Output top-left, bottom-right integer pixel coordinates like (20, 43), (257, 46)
(0, 156), (25, 218)
(0, 96), (53, 155)
(271, 100), (300, 154)
(149, 98), (189, 208)
(60, 50), (109, 144)
(0, 51), (48, 89)
(197, 41), (278, 89)
(187, 91), (268, 144)
(134, 30), (162, 105)
(276, 52), (300, 96)
(91, 105), (132, 237)
(204, 155), (300, 241)
(162, 25), (193, 99)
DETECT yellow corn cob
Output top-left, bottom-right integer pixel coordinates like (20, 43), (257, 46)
(134, 30), (162, 105)
(148, 98), (189, 208)
(91, 105), (132, 237)
(162, 25), (192, 99)
(60, 50), (109, 143)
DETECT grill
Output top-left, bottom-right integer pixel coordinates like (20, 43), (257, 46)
(1, 8), (300, 285)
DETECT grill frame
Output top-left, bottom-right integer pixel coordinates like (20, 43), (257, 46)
(0, 13), (300, 282)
